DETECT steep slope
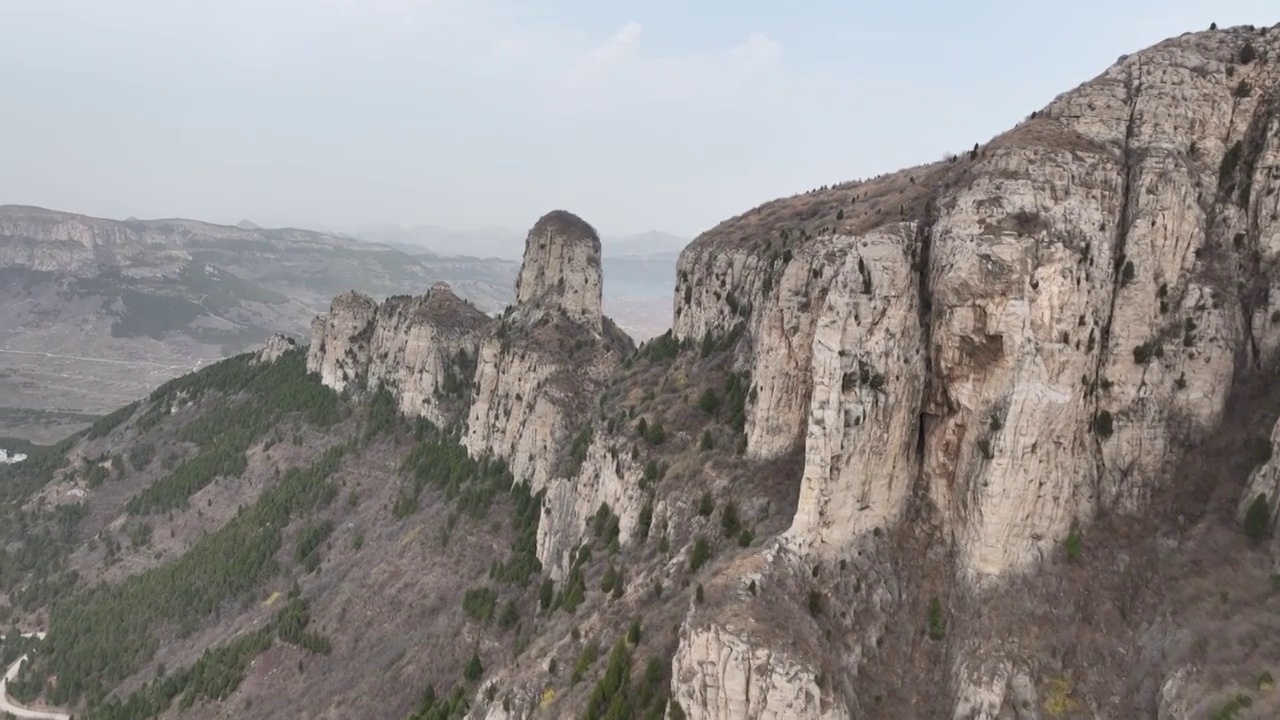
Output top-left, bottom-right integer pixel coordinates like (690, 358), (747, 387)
(662, 23), (1280, 720)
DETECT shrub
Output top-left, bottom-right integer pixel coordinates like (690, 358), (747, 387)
(1121, 260), (1136, 285)
(720, 501), (741, 537)
(572, 640), (600, 685)
(1220, 141), (1244, 189)
(927, 597), (946, 640)
(1064, 530), (1083, 561)
(1133, 340), (1163, 364)
(697, 388), (721, 415)
(1092, 410), (1114, 438)
(807, 589), (823, 616)
(700, 430), (713, 451)
(498, 600), (520, 630)
(694, 584), (704, 604)
(689, 536), (712, 573)
(1234, 80), (1254, 98)
(738, 528), (755, 547)
(627, 620), (642, 645)
(464, 652), (484, 682)
(1244, 494), (1271, 541)
(539, 579), (554, 611)
(463, 587), (498, 623)
(697, 492), (714, 517)
(637, 502), (653, 541)
(646, 421), (666, 446)
(1239, 42), (1257, 64)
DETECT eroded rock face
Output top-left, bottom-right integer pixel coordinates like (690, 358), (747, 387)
(786, 225), (925, 551)
(676, 27), (1280, 581)
(306, 291), (378, 392)
(307, 284), (490, 426)
(514, 210), (603, 328)
(537, 432), (646, 579)
(465, 211), (631, 491)
(668, 26), (1280, 720)
(671, 623), (845, 720)
(253, 333), (298, 364)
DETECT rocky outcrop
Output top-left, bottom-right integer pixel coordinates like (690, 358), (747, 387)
(785, 225), (925, 551)
(306, 284), (491, 426)
(671, 621), (844, 720)
(675, 26), (1280, 579)
(465, 211), (632, 490)
(514, 210), (603, 328)
(253, 333), (298, 364)
(306, 291), (379, 393)
(537, 432), (646, 579)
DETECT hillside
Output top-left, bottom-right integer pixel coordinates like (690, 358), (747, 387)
(3, 23), (1280, 720)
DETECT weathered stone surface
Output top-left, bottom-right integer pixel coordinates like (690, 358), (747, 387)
(537, 432), (646, 579)
(465, 211), (631, 491)
(306, 290), (379, 393)
(667, 25), (1280, 720)
(671, 623), (845, 720)
(253, 333), (298, 364)
(786, 225), (924, 551)
(307, 284), (490, 426)
(515, 210), (603, 328)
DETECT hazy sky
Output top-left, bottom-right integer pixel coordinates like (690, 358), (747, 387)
(0, 1), (1272, 238)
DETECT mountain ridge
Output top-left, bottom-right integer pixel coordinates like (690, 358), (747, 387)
(2, 23), (1280, 720)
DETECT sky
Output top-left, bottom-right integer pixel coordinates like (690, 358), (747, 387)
(0, 1), (1273, 239)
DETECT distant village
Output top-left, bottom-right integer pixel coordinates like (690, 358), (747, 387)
(0, 448), (29, 464)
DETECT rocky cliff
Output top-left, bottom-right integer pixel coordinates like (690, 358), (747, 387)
(464, 211), (632, 491)
(11, 24), (1280, 720)
(664, 24), (1280, 720)
(306, 283), (492, 427)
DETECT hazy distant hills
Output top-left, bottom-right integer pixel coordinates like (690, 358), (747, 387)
(0, 206), (519, 441)
(347, 223), (689, 260)
(0, 207), (680, 441)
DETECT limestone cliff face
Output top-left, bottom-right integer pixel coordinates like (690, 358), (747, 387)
(306, 284), (490, 426)
(785, 224), (925, 550)
(514, 210), (604, 328)
(465, 211), (631, 490)
(675, 27), (1280, 579)
(667, 25), (1280, 720)
(537, 432), (646, 579)
(671, 622), (844, 720)
(306, 291), (378, 393)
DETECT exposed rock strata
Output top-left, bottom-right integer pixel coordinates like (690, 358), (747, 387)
(665, 26), (1280, 720)
(253, 333), (298, 364)
(464, 211), (631, 490)
(306, 284), (490, 426)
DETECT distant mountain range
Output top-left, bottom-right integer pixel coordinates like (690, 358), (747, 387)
(345, 223), (689, 261)
(0, 206), (679, 441)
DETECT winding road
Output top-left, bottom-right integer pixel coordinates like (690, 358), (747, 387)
(0, 633), (70, 720)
